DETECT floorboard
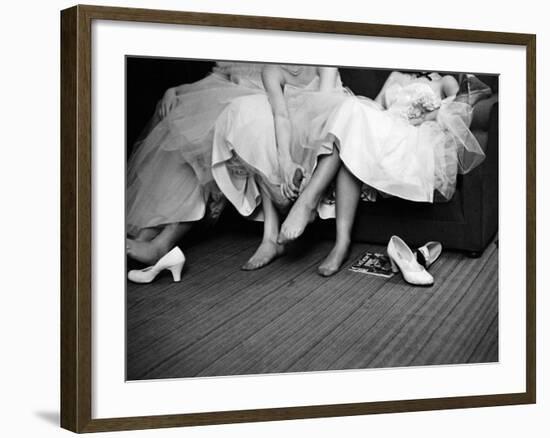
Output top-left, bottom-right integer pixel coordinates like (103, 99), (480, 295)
(126, 229), (499, 380)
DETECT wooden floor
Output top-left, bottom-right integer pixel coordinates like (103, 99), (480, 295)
(126, 229), (498, 380)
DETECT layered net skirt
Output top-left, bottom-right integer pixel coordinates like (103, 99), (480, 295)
(126, 73), (274, 236)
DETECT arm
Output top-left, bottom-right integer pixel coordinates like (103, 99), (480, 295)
(173, 84), (195, 95)
(262, 65), (292, 163)
(158, 79), (198, 118)
(421, 75), (460, 122)
(262, 65), (301, 198)
(441, 74), (459, 99)
(158, 87), (178, 119)
(374, 71), (401, 107)
(318, 67), (338, 92)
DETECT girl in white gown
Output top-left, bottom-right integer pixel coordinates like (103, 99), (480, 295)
(126, 62), (270, 265)
(126, 62), (347, 270)
(245, 64), (350, 269)
(277, 71), (486, 276)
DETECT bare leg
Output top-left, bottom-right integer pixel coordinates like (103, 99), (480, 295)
(318, 165), (361, 277)
(134, 226), (161, 242)
(278, 150), (341, 244)
(225, 151), (292, 212)
(242, 188), (285, 270)
(127, 222), (193, 264)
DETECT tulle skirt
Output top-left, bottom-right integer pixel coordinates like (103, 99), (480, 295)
(126, 73), (276, 236)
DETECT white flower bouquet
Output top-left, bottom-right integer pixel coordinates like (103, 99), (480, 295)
(406, 92), (442, 121)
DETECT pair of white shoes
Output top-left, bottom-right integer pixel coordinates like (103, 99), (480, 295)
(127, 247), (185, 284)
(387, 236), (442, 287)
(128, 237), (441, 286)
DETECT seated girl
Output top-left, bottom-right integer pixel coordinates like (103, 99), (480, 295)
(126, 62), (280, 270)
(277, 71), (485, 276)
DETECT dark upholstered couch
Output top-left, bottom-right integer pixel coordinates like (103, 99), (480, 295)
(316, 69), (499, 256)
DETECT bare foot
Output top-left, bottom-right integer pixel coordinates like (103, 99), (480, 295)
(317, 240), (351, 277)
(241, 240), (285, 271)
(278, 198), (317, 244)
(126, 238), (166, 265)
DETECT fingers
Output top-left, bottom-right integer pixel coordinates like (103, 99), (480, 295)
(286, 181), (299, 199)
(282, 183), (293, 200)
(282, 185), (290, 200)
(158, 98), (175, 119)
(287, 174), (301, 194)
(411, 116), (423, 126)
(282, 182), (298, 201)
(288, 180), (298, 194)
(164, 99), (177, 118)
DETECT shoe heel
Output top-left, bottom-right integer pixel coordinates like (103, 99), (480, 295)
(389, 256), (399, 273)
(168, 262), (184, 282)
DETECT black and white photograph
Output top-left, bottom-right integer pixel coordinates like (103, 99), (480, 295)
(125, 57), (499, 381)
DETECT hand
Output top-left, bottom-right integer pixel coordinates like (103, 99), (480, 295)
(280, 158), (305, 201)
(158, 88), (177, 119)
(409, 114), (425, 126)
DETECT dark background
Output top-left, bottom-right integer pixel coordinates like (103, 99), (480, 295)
(126, 58), (215, 157)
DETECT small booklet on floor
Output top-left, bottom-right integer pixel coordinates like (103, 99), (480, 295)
(349, 251), (394, 278)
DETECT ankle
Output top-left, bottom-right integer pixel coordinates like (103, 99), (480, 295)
(334, 237), (351, 250)
(296, 191), (319, 211)
(261, 235), (280, 246)
(151, 239), (172, 260)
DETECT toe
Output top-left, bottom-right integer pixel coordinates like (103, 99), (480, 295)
(242, 257), (264, 271)
(241, 261), (254, 271)
(317, 266), (335, 277)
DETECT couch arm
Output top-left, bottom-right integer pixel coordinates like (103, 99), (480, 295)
(470, 94), (499, 131)
(458, 101), (499, 252)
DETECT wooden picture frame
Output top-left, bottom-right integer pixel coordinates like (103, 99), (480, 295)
(61, 4), (536, 433)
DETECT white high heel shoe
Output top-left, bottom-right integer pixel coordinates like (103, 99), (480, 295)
(387, 236), (434, 287)
(128, 247), (185, 284)
(415, 241), (443, 269)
